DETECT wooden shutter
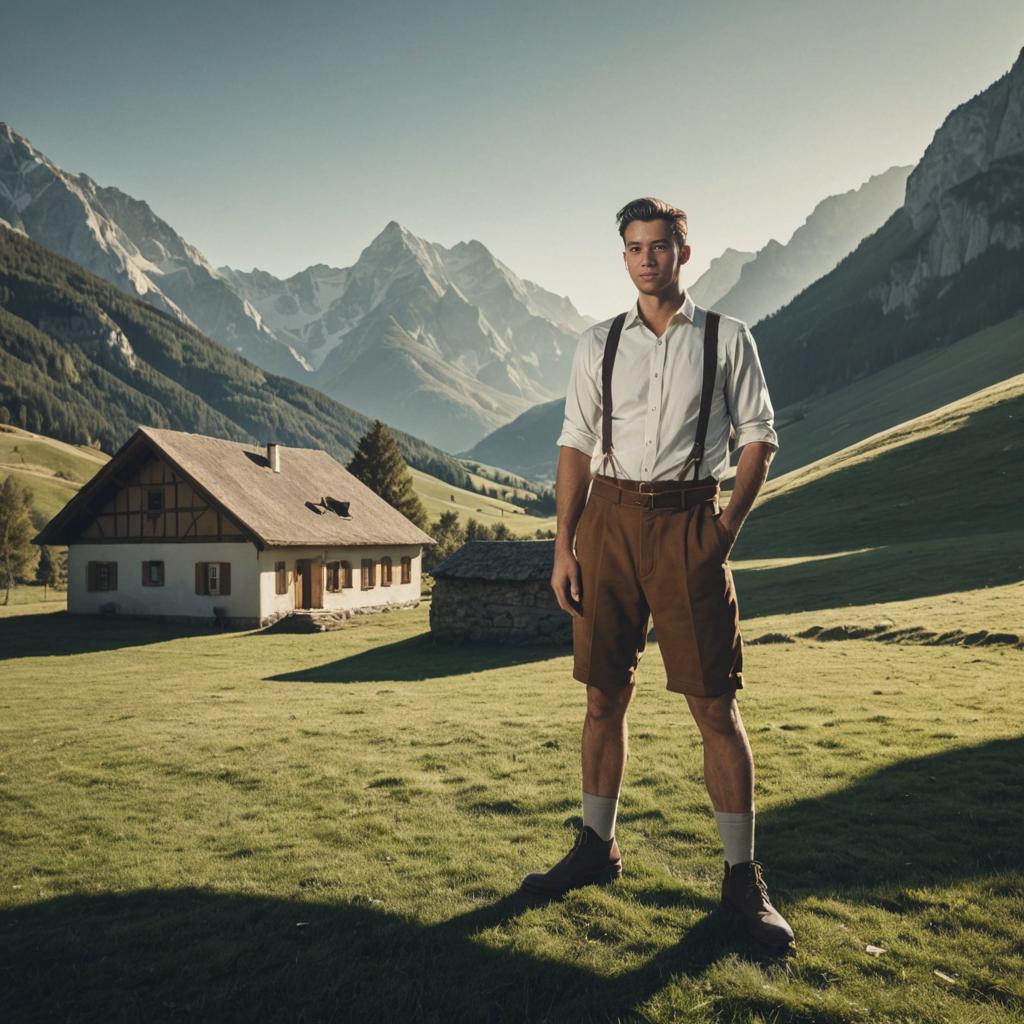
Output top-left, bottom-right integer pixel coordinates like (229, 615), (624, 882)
(381, 557), (391, 587)
(342, 561), (352, 589)
(196, 562), (206, 595)
(109, 562), (117, 590)
(220, 562), (231, 596)
(401, 556), (411, 584)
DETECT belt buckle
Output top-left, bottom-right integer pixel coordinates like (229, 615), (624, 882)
(635, 479), (654, 508)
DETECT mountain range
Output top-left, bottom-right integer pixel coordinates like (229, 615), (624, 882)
(689, 164), (912, 323)
(0, 222), (473, 491)
(0, 123), (591, 452)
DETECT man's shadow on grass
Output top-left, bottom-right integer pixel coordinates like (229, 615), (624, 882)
(2, 737), (1020, 1022)
(268, 632), (571, 683)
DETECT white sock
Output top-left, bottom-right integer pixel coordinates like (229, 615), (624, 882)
(715, 808), (755, 868)
(582, 790), (619, 841)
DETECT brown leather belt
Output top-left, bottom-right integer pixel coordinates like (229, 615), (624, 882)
(590, 473), (720, 511)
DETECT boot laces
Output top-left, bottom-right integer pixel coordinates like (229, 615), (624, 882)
(746, 861), (770, 903)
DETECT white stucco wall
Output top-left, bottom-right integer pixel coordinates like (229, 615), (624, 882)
(67, 541), (261, 620)
(66, 542), (424, 624)
(258, 545), (423, 621)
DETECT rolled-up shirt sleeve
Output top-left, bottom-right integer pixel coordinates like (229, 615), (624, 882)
(556, 326), (602, 457)
(725, 321), (779, 453)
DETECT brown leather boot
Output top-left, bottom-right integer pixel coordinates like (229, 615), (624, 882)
(721, 859), (795, 951)
(520, 826), (622, 897)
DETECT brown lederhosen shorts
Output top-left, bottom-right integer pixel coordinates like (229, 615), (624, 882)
(571, 473), (744, 698)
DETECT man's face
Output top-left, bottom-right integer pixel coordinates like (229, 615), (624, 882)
(622, 218), (690, 296)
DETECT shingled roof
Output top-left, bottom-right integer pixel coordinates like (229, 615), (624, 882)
(428, 539), (555, 582)
(34, 426), (436, 549)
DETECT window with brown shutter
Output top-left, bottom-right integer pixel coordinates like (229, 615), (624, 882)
(381, 557), (392, 587)
(341, 561), (352, 589)
(275, 561), (287, 595)
(401, 556), (411, 584)
(361, 558), (374, 591)
(89, 561), (118, 591)
(326, 561), (341, 592)
(142, 561), (164, 587)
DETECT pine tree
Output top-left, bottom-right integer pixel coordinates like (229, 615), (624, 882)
(346, 420), (430, 531)
(35, 544), (62, 600)
(0, 475), (38, 604)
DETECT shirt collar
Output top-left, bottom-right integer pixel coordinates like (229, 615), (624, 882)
(624, 289), (696, 331)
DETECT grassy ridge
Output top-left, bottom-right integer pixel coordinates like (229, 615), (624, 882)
(770, 311), (1024, 478)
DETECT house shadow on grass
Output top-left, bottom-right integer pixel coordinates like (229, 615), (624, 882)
(267, 632), (572, 684)
(2, 738), (1021, 1022)
(0, 610), (228, 659)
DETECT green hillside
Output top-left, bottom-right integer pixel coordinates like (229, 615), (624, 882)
(770, 310), (1024, 477)
(0, 226), (471, 489)
(410, 466), (555, 537)
(726, 374), (1024, 617)
(0, 426), (108, 521)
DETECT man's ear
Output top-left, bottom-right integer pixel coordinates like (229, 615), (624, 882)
(678, 243), (691, 267)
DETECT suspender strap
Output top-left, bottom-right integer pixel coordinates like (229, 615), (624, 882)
(679, 310), (720, 482)
(599, 307), (720, 483)
(601, 312), (627, 457)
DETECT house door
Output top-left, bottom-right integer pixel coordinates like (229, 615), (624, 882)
(293, 559), (324, 610)
(295, 559), (311, 609)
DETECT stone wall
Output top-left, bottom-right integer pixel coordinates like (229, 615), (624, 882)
(429, 579), (571, 645)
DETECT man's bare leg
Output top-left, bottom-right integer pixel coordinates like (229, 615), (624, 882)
(684, 689), (795, 949)
(519, 683), (631, 895)
(583, 683), (635, 794)
(685, 690), (754, 813)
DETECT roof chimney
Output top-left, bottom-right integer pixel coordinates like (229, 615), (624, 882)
(267, 442), (280, 473)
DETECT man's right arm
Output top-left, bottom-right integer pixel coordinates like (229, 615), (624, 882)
(551, 446), (594, 619)
(551, 327), (601, 617)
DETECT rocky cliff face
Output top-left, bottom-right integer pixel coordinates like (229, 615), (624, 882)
(881, 46), (1024, 315)
(707, 165), (912, 325)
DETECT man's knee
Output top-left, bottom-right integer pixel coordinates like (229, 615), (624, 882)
(586, 683), (634, 723)
(686, 690), (742, 738)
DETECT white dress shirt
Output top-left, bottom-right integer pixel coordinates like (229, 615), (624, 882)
(556, 290), (779, 482)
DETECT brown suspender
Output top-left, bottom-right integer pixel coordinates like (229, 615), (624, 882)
(599, 308), (721, 483)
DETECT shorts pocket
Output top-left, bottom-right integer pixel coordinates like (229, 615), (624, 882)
(710, 510), (735, 558)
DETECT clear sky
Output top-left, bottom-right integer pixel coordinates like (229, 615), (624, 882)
(4, 0), (1023, 319)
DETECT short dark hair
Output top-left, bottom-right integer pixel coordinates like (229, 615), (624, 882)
(615, 197), (688, 249)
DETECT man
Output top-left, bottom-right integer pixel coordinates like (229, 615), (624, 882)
(520, 197), (794, 953)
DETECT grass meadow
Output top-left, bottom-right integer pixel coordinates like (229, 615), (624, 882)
(2, 369), (1022, 1021)
(1, 575), (1021, 1023)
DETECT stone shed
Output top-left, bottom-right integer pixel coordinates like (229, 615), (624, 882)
(428, 539), (570, 645)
